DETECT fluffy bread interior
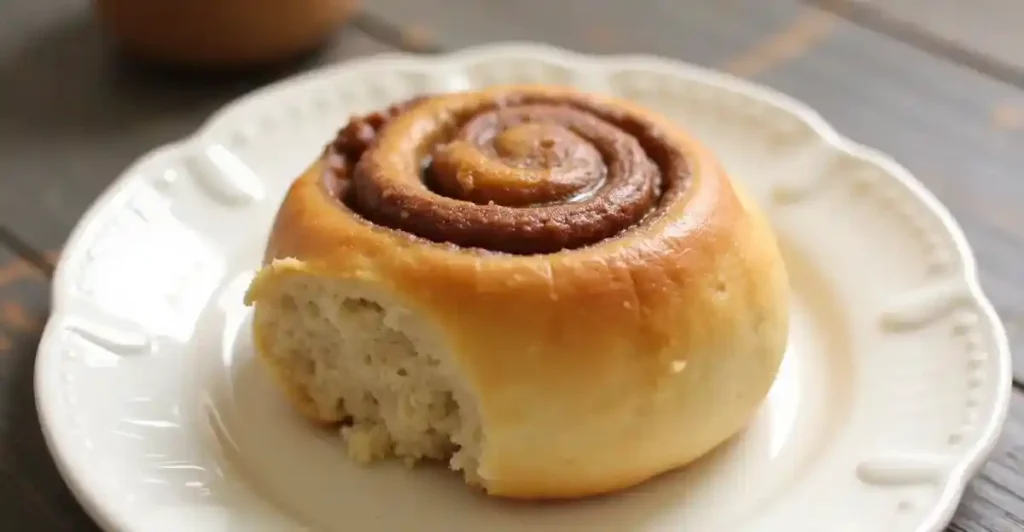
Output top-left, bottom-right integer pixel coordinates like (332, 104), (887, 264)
(250, 268), (484, 485)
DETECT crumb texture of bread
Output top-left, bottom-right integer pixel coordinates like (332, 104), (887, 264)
(248, 268), (484, 485)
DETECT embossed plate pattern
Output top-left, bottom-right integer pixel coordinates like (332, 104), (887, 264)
(35, 43), (1012, 532)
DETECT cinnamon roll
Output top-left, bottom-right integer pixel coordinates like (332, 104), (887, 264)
(244, 85), (790, 500)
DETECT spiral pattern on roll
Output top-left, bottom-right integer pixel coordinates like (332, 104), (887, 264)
(324, 88), (692, 254)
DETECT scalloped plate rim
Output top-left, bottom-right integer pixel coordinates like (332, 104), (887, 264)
(34, 42), (1013, 532)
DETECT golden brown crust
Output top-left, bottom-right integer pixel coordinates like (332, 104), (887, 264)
(249, 84), (790, 499)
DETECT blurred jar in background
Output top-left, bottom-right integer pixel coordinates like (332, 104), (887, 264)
(92, 0), (359, 69)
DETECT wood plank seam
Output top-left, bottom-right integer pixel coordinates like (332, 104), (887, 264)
(0, 232), (56, 353)
(0, 227), (54, 278)
(350, 5), (842, 81)
(719, 8), (837, 78)
(350, 11), (443, 53)
(0, 232), (66, 528)
(806, 0), (1024, 89)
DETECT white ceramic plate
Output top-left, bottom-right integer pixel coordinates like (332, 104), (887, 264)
(36, 43), (1012, 532)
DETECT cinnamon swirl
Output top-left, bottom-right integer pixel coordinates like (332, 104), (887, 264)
(244, 85), (790, 500)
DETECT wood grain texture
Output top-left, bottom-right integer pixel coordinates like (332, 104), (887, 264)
(357, 0), (812, 65)
(843, 0), (1024, 75)
(949, 391), (1024, 532)
(0, 246), (100, 532)
(0, 0), (395, 249)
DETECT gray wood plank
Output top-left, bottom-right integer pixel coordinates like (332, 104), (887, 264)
(948, 390), (1024, 532)
(845, 0), (1024, 74)
(358, 0), (811, 68)
(0, 246), (99, 532)
(0, 0), (395, 249)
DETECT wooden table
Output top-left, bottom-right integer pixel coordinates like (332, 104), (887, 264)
(1, 0), (1022, 530)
